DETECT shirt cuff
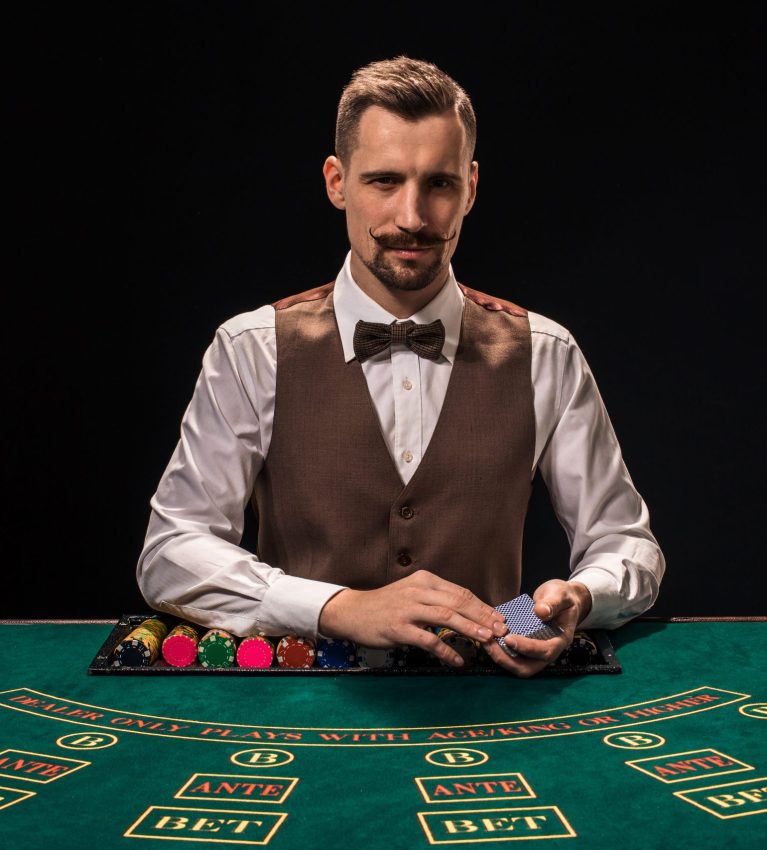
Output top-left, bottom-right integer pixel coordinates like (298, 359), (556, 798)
(568, 569), (623, 630)
(257, 574), (347, 640)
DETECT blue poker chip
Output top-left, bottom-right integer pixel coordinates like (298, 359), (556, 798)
(316, 638), (357, 668)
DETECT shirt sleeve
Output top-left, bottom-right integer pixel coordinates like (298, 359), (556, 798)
(136, 316), (345, 638)
(532, 319), (666, 629)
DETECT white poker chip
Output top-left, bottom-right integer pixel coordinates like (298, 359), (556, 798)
(356, 646), (395, 669)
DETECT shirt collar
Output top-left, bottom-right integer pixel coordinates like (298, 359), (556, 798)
(333, 251), (463, 364)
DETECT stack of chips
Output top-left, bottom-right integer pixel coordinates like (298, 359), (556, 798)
(113, 618), (168, 667)
(356, 646), (396, 669)
(436, 627), (478, 667)
(276, 636), (316, 668)
(556, 631), (598, 667)
(395, 644), (438, 669)
(236, 635), (275, 668)
(316, 638), (357, 669)
(475, 640), (494, 667)
(161, 623), (200, 668)
(197, 628), (237, 668)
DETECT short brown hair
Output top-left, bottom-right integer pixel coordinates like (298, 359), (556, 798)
(335, 56), (477, 165)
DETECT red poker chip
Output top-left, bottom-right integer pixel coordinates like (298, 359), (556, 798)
(276, 636), (316, 669)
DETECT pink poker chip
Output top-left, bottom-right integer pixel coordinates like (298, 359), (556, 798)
(162, 634), (198, 668)
(237, 636), (274, 668)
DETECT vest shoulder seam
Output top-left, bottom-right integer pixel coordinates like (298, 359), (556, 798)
(458, 283), (528, 317)
(273, 281), (335, 310)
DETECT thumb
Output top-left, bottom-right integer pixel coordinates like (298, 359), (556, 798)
(534, 597), (556, 621)
(533, 582), (572, 621)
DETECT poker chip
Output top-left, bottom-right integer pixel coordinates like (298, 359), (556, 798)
(437, 628), (478, 667)
(137, 617), (169, 641)
(356, 646), (395, 669)
(559, 632), (598, 667)
(197, 628), (236, 668)
(112, 639), (153, 667)
(237, 635), (275, 668)
(162, 623), (200, 668)
(112, 618), (168, 667)
(395, 644), (438, 669)
(276, 636), (316, 668)
(316, 638), (357, 669)
(475, 641), (494, 667)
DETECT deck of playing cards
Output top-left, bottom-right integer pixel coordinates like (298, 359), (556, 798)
(495, 593), (563, 656)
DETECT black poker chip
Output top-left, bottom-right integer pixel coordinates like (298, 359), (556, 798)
(559, 632), (598, 666)
(396, 644), (439, 669)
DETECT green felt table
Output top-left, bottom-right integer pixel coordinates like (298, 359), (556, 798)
(0, 619), (765, 848)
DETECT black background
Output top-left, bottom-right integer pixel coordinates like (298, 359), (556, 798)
(5, 3), (765, 619)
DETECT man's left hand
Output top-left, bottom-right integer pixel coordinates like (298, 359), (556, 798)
(482, 580), (592, 678)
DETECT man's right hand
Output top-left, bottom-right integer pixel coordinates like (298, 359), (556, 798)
(317, 570), (508, 667)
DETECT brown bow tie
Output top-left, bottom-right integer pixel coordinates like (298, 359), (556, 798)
(353, 319), (446, 363)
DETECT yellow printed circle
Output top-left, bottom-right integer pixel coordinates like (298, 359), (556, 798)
(603, 731), (666, 750)
(230, 748), (295, 768)
(56, 732), (119, 750)
(425, 747), (489, 767)
(739, 703), (767, 719)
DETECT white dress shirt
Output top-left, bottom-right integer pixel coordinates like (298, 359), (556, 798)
(137, 253), (665, 638)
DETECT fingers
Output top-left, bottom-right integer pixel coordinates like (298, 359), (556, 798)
(318, 571), (507, 664)
(484, 633), (569, 678)
(399, 624), (465, 667)
(409, 571), (507, 640)
(532, 580), (572, 621)
(412, 598), (505, 643)
(491, 580), (587, 677)
(318, 572), (588, 676)
(532, 579), (592, 626)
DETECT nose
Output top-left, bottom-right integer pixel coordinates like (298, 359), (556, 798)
(394, 183), (427, 233)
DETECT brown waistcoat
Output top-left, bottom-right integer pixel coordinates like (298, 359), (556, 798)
(251, 282), (535, 606)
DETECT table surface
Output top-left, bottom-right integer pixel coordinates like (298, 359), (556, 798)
(0, 619), (765, 848)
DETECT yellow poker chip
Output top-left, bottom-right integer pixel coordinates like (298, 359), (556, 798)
(112, 619), (168, 667)
(136, 617), (169, 641)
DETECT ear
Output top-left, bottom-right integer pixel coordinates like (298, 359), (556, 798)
(464, 160), (478, 215)
(323, 156), (346, 210)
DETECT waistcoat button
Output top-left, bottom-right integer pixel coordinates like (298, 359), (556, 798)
(397, 552), (412, 567)
(400, 506), (414, 519)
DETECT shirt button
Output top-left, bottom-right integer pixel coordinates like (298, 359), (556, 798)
(397, 552), (412, 567)
(402, 378), (413, 391)
(400, 506), (414, 519)
(402, 450), (413, 463)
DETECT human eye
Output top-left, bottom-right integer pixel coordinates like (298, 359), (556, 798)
(429, 176), (456, 190)
(362, 172), (399, 187)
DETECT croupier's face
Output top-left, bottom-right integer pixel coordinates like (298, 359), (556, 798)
(323, 106), (478, 295)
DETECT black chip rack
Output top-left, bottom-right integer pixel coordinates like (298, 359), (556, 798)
(87, 614), (622, 676)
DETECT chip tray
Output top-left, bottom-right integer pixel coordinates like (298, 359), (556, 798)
(87, 614), (622, 676)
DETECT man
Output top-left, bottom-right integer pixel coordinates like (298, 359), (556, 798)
(137, 56), (664, 676)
